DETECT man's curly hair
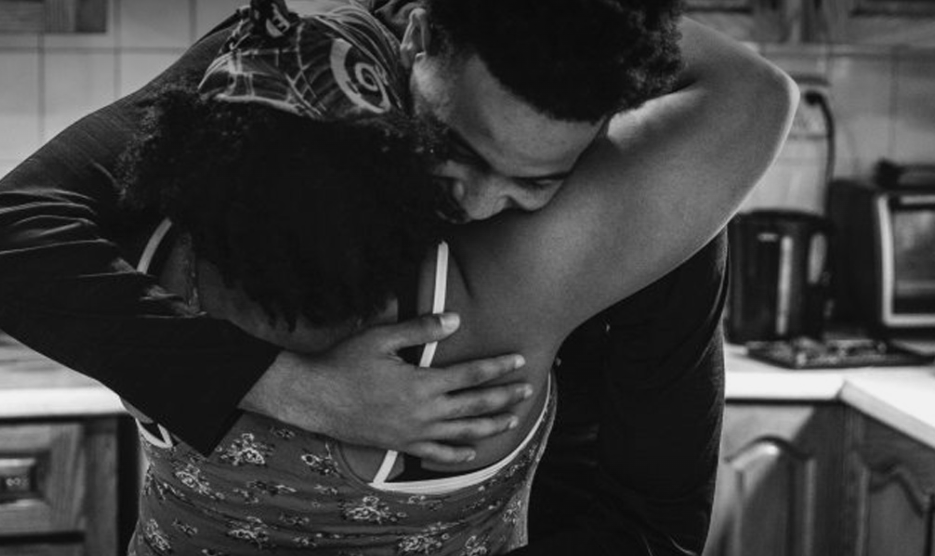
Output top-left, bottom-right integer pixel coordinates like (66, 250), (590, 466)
(119, 87), (446, 330)
(425, 0), (684, 123)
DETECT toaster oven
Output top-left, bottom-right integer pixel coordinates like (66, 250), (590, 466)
(828, 175), (935, 333)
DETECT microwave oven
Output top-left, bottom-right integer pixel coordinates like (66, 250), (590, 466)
(828, 179), (935, 333)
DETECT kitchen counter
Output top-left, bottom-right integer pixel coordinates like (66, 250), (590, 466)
(725, 343), (935, 449)
(3, 333), (935, 447)
(0, 335), (125, 419)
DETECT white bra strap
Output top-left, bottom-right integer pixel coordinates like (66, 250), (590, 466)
(131, 218), (176, 447)
(372, 242), (449, 486)
(419, 241), (449, 367)
(137, 218), (174, 273)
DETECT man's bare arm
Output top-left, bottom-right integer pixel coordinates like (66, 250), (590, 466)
(447, 18), (799, 355)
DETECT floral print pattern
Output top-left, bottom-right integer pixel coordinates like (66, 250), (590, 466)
(398, 522), (457, 554)
(217, 432), (274, 467)
(143, 518), (173, 555)
(129, 381), (555, 555)
(341, 495), (406, 524)
(300, 444), (341, 476)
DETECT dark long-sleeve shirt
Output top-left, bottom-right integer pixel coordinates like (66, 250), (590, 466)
(525, 234), (726, 555)
(0, 4), (725, 554)
(0, 22), (280, 452)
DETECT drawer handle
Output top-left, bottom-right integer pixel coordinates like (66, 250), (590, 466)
(0, 457), (39, 502)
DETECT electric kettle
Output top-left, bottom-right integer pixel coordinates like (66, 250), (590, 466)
(725, 210), (832, 343)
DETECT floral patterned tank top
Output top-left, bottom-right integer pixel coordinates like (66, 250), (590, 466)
(127, 220), (557, 556)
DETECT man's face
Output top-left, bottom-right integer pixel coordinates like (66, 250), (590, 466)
(409, 53), (604, 222)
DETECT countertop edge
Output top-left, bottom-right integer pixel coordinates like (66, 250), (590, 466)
(0, 386), (125, 419)
(3, 344), (935, 452)
(726, 346), (935, 449)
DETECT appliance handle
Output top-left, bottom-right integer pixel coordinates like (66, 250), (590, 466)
(776, 235), (793, 336)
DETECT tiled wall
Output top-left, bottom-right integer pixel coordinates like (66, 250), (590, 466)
(741, 44), (935, 214)
(0, 0), (243, 179)
(1, 3), (934, 212)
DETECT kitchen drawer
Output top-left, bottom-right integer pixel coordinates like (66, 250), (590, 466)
(0, 423), (84, 535)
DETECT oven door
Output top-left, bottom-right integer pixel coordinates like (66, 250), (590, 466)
(877, 192), (935, 327)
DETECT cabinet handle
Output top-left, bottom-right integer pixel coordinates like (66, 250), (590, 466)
(0, 457), (39, 502)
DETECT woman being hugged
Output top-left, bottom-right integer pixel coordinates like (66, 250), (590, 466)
(123, 0), (797, 554)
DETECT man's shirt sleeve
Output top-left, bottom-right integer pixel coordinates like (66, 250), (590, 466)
(0, 24), (279, 455)
(521, 232), (728, 555)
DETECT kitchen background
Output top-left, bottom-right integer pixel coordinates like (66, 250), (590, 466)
(1, 2), (934, 556)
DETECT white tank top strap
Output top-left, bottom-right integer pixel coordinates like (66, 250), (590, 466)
(371, 241), (449, 486)
(137, 218), (174, 273)
(131, 217), (177, 447)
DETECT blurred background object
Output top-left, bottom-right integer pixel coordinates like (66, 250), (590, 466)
(0, 0), (106, 33)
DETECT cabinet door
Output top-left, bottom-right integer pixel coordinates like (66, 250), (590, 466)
(0, 423), (84, 534)
(809, 0), (935, 46)
(0, 418), (128, 556)
(687, 0), (801, 42)
(845, 413), (935, 556)
(704, 404), (845, 556)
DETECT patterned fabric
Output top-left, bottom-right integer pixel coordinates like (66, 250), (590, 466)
(198, 0), (407, 119)
(127, 225), (557, 555)
(128, 388), (556, 555)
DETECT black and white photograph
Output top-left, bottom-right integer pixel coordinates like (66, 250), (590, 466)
(0, 0), (933, 554)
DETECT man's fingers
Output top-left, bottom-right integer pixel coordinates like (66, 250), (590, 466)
(405, 413), (521, 463)
(434, 354), (526, 392)
(429, 415), (520, 443)
(371, 312), (462, 353)
(437, 383), (533, 420)
(406, 442), (477, 465)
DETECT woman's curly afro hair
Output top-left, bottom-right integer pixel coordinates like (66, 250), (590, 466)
(426, 0), (684, 123)
(119, 87), (446, 330)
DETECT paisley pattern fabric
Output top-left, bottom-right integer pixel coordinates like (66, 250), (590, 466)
(127, 388), (555, 556)
(198, 0), (407, 119)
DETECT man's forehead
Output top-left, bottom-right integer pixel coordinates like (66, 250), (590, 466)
(414, 54), (603, 172)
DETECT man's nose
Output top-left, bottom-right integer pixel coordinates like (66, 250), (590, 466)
(453, 177), (509, 222)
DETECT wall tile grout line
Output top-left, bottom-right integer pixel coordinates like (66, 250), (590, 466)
(888, 49), (900, 161)
(37, 37), (45, 144)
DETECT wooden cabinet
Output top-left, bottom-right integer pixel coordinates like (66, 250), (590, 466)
(844, 412), (935, 556)
(0, 416), (138, 556)
(0, 337), (139, 556)
(706, 401), (935, 556)
(704, 403), (846, 556)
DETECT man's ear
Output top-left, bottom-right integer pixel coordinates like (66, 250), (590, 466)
(400, 8), (431, 70)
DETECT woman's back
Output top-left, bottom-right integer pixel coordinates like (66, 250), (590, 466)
(127, 232), (554, 556)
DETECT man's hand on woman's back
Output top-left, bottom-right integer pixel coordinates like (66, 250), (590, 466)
(240, 313), (532, 464)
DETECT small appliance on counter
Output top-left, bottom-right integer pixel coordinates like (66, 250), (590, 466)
(725, 209), (832, 343)
(828, 160), (935, 336)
